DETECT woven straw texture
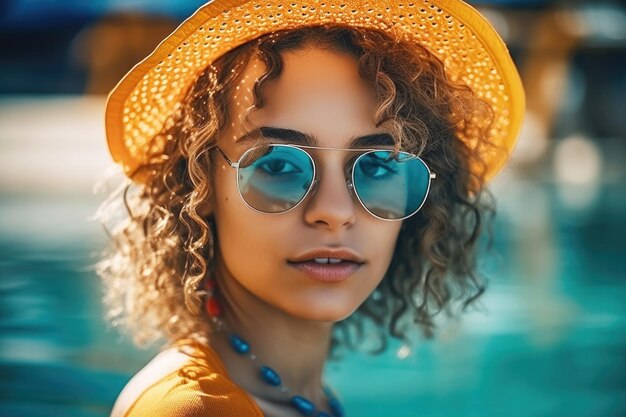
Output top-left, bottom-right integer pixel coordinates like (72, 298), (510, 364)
(105, 0), (525, 184)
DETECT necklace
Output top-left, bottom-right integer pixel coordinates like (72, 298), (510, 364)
(204, 278), (345, 417)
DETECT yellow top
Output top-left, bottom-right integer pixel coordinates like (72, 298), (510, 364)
(120, 339), (265, 417)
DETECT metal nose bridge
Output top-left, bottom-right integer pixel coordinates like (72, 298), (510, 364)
(298, 155), (360, 229)
(307, 170), (356, 200)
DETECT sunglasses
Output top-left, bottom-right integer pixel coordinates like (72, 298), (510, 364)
(214, 144), (436, 221)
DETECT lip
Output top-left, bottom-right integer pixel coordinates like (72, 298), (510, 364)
(288, 248), (365, 264)
(287, 248), (365, 283)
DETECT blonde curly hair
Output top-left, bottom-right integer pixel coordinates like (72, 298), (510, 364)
(96, 24), (502, 353)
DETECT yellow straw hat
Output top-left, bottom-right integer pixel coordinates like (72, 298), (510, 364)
(105, 0), (525, 185)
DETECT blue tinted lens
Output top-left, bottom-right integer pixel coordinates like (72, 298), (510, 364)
(353, 151), (430, 219)
(237, 145), (314, 213)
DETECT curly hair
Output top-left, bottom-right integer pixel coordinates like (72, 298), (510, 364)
(96, 24), (502, 354)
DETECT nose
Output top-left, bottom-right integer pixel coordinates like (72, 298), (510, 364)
(303, 163), (357, 230)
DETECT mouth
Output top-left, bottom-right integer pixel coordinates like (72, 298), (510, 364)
(287, 256), (365, 283)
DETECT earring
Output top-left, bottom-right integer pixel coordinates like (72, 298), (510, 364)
(204, 278), (222, 317)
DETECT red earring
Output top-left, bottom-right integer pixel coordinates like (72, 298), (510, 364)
(204, 278), (222, 317)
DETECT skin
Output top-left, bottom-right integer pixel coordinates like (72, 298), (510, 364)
(206, 47), (403, 416)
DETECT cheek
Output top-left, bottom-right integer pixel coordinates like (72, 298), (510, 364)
(214, 170), (252, 243)
(374, 222), (403, 258)
(212, 168), (281, 273)
(368, 222), (403, 279)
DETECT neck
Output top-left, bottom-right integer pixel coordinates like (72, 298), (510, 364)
(209, 258), (333, 408)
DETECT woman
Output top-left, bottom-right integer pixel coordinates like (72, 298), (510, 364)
(98, 1), (524, 416)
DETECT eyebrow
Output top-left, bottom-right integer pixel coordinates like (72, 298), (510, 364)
(235, 126), (395, 148)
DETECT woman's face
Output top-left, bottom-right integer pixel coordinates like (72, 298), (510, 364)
(211, 47), (403, 322)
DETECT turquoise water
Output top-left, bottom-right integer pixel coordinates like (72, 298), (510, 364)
(1, 178), (625, 416)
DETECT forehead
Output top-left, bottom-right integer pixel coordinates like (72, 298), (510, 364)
(222, 47), (387, 151)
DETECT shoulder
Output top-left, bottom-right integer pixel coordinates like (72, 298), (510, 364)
(110, 339), (264, 417)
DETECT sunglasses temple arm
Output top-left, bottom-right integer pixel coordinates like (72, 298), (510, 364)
(214, 147), (239, 168)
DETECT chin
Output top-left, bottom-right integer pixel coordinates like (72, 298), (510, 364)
(283, 298), (360, 323)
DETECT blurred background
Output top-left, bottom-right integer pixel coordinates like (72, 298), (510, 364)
(1, 0), (625, 416)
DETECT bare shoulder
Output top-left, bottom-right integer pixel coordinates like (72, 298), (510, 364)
(109, 346), (194, 417)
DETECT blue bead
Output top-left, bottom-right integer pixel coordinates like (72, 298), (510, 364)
(291, 396), (315, 416)
(259, 366), (282, 386)
(328, 398), (344, 417)
(230, 334), (250, 354)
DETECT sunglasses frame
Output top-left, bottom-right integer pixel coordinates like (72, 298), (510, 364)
(214, 143), (437, 221)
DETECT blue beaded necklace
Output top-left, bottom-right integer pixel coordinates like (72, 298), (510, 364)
(205, 279), (345, 417)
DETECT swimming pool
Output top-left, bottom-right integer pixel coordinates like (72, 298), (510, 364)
(0, 99), (624, 417)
